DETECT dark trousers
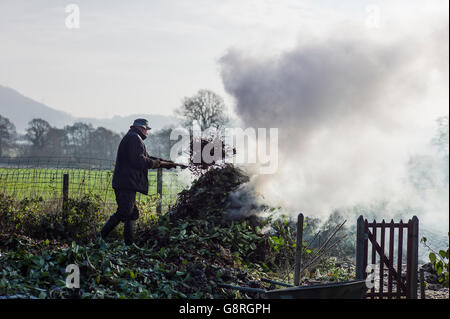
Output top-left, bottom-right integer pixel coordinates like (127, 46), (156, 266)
(111, 189), (139, 222)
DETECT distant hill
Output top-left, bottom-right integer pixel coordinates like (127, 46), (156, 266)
(0, 85), (75, 132)
(0, 85), (178, 133)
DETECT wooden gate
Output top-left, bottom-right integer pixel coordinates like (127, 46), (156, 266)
(355, 216), (419, 299)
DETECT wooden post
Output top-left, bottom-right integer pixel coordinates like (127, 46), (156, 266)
(156, 168), (163, 215)
(63, 173), (69, 209)
(420, 268), (425, 299)
(408, 216), (419, 299)
(379, 220), (386, 299)
(397, 221), (404, 298)
(387, 220), (395, 299)
(294, 213), (304, 286)
(356, 215), (365, 280)
(370, 220), (377, 299)
(62, 173), (69, 226)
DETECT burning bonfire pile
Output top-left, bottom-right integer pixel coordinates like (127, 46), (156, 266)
(169, 164), (250, 220)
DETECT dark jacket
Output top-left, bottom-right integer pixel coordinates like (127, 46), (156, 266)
(112, 128), (157, 194)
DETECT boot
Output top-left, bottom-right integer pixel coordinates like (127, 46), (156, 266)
(124, 220), (136, 246)
(100, 215), (120, 240)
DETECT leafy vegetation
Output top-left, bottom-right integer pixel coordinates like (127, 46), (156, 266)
(421, 235), (449, 288)
(0, 193), (106, 243)
(0, 164), (356, 299)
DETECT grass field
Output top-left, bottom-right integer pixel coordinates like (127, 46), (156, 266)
(0, 167), (187, 205)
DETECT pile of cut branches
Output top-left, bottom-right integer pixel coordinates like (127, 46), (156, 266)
(168, 164), (249, 220)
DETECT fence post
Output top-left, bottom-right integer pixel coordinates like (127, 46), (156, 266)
(156, 168), (163, 215)
(294, 213), (304, 286)
(409, 216), (419, 299)
(356, 215), (365, 280)
(63, 173), (69, 209)
(420, 268), (425, 299)
(62, 173), (69, 226)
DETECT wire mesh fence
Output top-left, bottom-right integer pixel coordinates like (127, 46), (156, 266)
(0, 156), (189, 214)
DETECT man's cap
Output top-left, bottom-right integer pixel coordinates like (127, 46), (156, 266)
(131, 118), (151, 130)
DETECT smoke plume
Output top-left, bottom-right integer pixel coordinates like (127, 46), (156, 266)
(220, 20), (449, 232)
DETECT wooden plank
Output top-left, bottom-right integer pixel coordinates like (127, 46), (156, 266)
(397, 221), (404, 299)
(388, 220), (395, 299)
(406, 219), (412, 298)
(363, 220), (368, 279)
(379, 220), (385, 299)
(356, 216), (365, 279)
(420, 268), (425, 299)
(371, 220), (377, 299)
(409, 216), (419, 299)
(294, 213), (304, 286)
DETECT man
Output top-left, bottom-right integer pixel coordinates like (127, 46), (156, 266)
(100, 118), (174, 245)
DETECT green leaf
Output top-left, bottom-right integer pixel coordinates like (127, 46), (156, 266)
(429, 252), (436, 264)
(40, 271), (50, 279)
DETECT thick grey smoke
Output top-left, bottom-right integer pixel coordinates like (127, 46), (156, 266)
(220, 22), (449, 232)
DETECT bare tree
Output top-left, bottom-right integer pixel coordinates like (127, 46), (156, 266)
(175, 89), (229, 131)
(0, 114), (16, 157)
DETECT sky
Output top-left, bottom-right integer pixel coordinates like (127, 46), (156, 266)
(0, 0), (448, 118)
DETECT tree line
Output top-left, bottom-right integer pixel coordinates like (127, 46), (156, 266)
(0, 116), (122, 160)
(0, 89), (230, 161)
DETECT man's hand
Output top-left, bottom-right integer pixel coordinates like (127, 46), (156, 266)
(159, 161), (177, 169)
(151, 158), (161, 168)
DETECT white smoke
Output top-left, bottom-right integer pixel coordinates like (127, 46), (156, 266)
(219, 16), (449, 233)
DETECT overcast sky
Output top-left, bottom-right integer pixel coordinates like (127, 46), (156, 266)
(0, 0), (447, 118)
